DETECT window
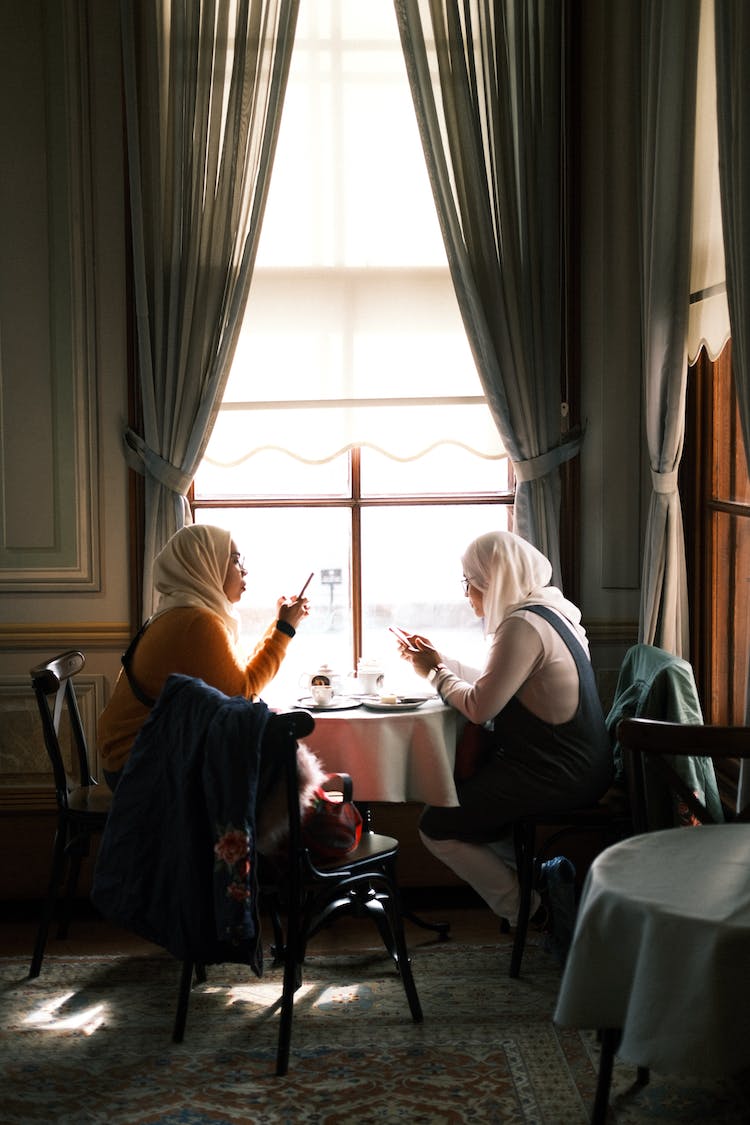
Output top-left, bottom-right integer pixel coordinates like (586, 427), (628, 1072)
(192, 1), (510, 705)
(686, 342), (750, 724)
(685, 342), (750, 806)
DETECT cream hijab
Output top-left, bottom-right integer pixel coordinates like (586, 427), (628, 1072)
(461, 530), (583, 637)
(151, 524), (240, 644)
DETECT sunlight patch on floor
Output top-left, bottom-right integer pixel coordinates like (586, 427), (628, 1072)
(214, 979), (373, 1014)
(24, 990), (106, 1034)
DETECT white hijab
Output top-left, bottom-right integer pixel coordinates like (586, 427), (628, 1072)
(461, 530), (583, 637)
(151, 524), (240, 644)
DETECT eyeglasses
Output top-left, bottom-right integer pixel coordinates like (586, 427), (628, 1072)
(230, 553), (247, 574)
(461, 576), (471, 595)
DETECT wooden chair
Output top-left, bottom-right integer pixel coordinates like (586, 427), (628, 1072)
(509, 642), (718, 978)
(28, 650), (112, 978)
(619, 717), (750, 830)
(174, 709), (423, 1075)
(509, 794), (631, 977)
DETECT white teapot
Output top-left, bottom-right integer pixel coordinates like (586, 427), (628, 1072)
(300, 663), (343, 694)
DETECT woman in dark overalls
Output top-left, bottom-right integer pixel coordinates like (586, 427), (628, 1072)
(395, 530), (613, 926)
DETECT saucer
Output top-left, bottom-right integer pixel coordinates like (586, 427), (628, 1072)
(295, 695), (362, 712)
(361, 697), (431, 712)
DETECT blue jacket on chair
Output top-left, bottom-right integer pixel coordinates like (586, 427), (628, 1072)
(92, 674), (270, 971)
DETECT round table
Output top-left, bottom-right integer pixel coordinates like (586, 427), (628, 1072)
(554, 823), (750, 1076)
(298, 698), (459, 806)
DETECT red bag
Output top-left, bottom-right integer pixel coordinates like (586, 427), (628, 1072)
(454, 721), (494, 782)
(302, 773), (363, 858)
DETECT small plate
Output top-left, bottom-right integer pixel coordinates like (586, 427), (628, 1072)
(361, 697), (431, 712)
(294, 695), (363, 712)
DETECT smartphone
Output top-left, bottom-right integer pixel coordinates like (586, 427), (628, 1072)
(388, 625), (419, 652)
(297, 571), (314, 599)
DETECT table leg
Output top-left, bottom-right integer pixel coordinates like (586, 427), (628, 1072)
(592, 1028), (619, 1124)
(358, 802), (451, 941)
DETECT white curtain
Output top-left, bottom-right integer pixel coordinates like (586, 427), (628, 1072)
(120, 0), (298, 616)
(638, 0), (700, 657)
(688, 0), (729, 364)
(394, 0), (576, 584)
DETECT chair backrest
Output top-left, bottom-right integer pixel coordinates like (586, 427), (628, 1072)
(262, 709), (317, 856)
(617, 717), (750, 833)
(30, 650), (93, 808)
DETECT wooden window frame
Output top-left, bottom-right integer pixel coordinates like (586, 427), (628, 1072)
(189, 451), (514, 665)
(685, 342), (750, 807)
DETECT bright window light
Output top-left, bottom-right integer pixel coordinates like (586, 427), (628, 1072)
(193, 0), (511, 686)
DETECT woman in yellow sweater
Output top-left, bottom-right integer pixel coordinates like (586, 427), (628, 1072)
(98, 524), (309, 789)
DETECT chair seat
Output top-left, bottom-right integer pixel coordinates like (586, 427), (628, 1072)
(522, 800), (624, 829)
(67, 785), (113, 818)
(312, 831), (398, 870)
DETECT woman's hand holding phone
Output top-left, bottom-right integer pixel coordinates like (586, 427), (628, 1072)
(391, 626), (443, 680)
(389, 625), (419, 652)
(297, 571), (314, 599)
(277, 572), (313, 631)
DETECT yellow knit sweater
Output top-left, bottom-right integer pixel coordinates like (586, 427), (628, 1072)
(97, 607), (292, 773)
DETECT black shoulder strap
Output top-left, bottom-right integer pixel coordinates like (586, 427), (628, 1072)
(522, 603), (588, 664)
(121, 620), (157, 708)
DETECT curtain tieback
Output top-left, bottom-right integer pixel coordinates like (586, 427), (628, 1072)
(123, 428), (193, 495)
(650, 468), (679, 495)
(512, 427), (584, 484)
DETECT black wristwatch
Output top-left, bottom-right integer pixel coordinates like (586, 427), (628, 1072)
(427, 663), (446, 684)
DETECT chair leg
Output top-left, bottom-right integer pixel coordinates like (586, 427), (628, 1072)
(387, 898), (423, 1023)
(591, 1028), (619, 1124)
(173, 961), (195, 1043)
(276, 906), (305, 1076)
(509, 823), (535, 978)
(357, 873), (423, 1023)
(57, 846), (85, 939)
(29, 825), (67, 978)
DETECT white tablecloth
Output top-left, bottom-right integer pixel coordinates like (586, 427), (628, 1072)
(554, 824), (750, 1076)
(299, 699), (459, 806)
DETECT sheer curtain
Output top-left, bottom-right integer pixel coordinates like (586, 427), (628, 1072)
(120, 0), (298, 616)
(637, 0), (700, 658)
(394, 0), (577, 583)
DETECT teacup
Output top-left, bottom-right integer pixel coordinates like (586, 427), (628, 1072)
(357, 667), (384, 695)
(311, 684), (335, 706)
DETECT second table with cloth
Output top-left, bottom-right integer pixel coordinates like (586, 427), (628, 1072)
(554, 823), (750, 1078)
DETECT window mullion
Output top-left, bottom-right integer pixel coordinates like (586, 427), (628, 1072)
(351, 447), (362, 665)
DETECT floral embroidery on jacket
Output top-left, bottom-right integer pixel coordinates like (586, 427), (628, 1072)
(214, 825), (252, 904)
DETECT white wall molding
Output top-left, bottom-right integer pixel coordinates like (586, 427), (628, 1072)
(0, 623), (130, 652)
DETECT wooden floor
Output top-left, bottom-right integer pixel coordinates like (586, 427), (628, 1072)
(1, 888), (504, 961)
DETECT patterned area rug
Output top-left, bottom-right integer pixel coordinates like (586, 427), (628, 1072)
(1, 938), (748, 1124)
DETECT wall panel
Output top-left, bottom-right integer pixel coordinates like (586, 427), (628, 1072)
(0, 0), (99, 591)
